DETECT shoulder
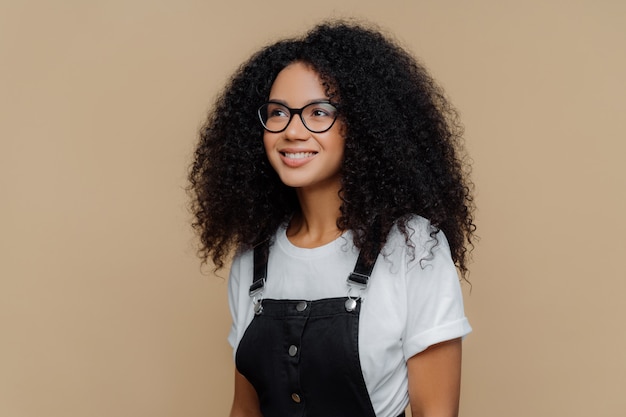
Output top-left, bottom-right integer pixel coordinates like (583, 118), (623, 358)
(383, 215), (447, 265)
(228, 246), (254, 296)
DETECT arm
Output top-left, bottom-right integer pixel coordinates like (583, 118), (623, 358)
(229, 370), (262, 417)
(407, 337), (463, 417)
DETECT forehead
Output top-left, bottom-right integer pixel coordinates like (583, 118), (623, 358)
(268, 62), (328, 105)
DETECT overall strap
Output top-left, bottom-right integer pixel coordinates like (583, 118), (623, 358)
(344, 246), (378, 314)
(249, 240), (269, 297)
(348, 219), (382, 289)
(347, 247), (378, 289)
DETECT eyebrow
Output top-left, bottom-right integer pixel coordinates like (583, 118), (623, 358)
(267, 98), (331, 106)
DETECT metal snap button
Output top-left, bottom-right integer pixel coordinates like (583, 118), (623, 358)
(296, 301), (307, 312)
(291, 393), (301, 403)
(254, 302), (263, 315)
(288, 345), (298, 357)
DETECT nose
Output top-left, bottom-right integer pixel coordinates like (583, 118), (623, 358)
(284, 113), (310, 139)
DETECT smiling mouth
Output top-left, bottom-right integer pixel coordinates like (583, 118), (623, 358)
(282, 151), (317, 159)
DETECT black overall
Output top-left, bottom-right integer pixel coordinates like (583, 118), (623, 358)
(235, 241), (406, 417)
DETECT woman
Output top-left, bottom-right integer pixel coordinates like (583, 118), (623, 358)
(189, 21), (475, 417)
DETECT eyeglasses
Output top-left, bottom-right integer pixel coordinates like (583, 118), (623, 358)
(257, 101), (339, 133)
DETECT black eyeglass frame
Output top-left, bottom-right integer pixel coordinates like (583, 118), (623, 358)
(257, 100), (339, 134)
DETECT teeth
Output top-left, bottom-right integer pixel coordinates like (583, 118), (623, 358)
(284, 152), (315, 159)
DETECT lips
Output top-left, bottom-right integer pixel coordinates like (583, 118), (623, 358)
(282, 151), (317, 159)
(278, 150), (317, 167)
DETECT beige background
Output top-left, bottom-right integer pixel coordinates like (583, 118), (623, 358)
(1, 0), (625, 416)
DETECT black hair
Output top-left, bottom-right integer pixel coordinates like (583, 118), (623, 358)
(188, 20), (476, 278)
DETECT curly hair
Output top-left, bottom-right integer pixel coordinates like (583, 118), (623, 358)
(188, 20), (476, 278)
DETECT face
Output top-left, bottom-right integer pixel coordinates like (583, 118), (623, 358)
(263, 62), (345, 192)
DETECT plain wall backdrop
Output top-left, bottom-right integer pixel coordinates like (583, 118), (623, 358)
(1, 1), (625, 416)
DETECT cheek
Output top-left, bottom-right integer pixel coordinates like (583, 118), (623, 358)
(331, 135), (346, 160)
(262, 133), (280, 168)
(262, 132), (273, 155)
(330, 123), (346, 155)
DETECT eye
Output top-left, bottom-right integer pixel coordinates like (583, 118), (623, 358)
(312, 108), (330, 117)
(266, 103), (290, 119)
(306, 103), (337, 119)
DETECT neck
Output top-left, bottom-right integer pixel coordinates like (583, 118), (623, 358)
(287, 181), (343, 248)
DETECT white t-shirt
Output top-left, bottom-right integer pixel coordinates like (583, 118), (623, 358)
(228, 216), (472, 417)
